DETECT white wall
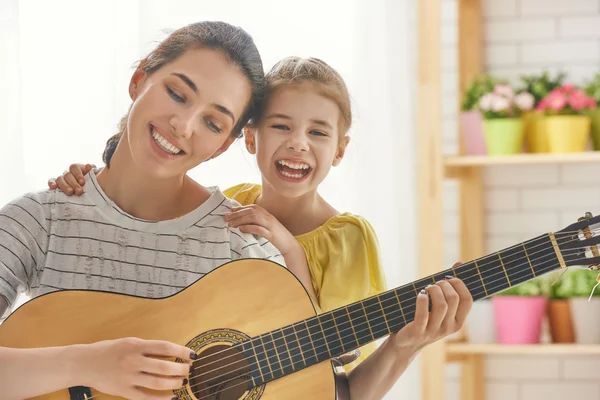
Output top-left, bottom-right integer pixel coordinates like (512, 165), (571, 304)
(442, 0), (600, 399)
(0, 1), (419, 398)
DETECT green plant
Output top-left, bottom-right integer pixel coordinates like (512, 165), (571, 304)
(461, 74), (506, 111)
(546, 269), (600, 299)
(583, 73), (600, 105)
(519, 70), (567, 107)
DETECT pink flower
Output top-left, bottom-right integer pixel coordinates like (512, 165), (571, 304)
(560, 83), (575, 93)
(547, 90), (567, 111)
(536, 98), (548, 112)
(494, 84), (514, 99)
(587, 98), (597, 109)
(568, 90), (589, 111)
(515, 92), (534, 111)
(479, 93), (494, 111)
(491, 95), (510, 112)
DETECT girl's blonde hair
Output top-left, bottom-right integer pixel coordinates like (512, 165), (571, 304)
(257, 56), (352, 140)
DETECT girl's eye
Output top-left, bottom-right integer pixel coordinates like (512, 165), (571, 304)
(310, 130), (327, 137)
(205, 118), (222, 134)
(271, 124), (290, 131)
(167, 87), (184, 103)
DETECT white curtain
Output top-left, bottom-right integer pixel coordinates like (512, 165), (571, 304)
(0, 1), (419, 398)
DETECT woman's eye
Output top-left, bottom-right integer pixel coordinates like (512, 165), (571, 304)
(167, 87), (184, 103)
(310, 130), (327, 137)
(271, 124), (290, 131)
(205, 119), (222, 133)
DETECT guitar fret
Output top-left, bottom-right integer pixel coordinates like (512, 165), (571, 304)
(280, 328), (294, 371)
(473, 260), (488, 297)
(305, 318), (327, 362)
(271, 330), (293, 375)
(287, 325), (305, 369)
(344, 307), (359, 348)
(497, 252), (511, 286)
(522, 243), (535, 277)
(380, 290), (404, 332)
(316, 316), (331, 356)
(242, 340), (263, 386)
(328, 311), (346, 354)
(347, 302), (372, 347)
(304, 321), (318, 361)
(377, 296), (391, 332)
(360, 301), (375, 341)
(295, 322), (316, 366)
(270, 332), (284, 374)
(394, 290), (408, 325)
(258, 335), (274, 381)
(319, 312), (343, 356)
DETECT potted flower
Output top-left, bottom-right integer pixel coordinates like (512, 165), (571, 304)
(492, 278), (547, 344)
(459, 75), (504, 155)
(536, 84), (596, 153)
(544, 270), (575, 343)
(583, 73), (600, 151)
(568, 269), (600, 344)
(478, 84), (535, 155)
(519, 70), (567, 152)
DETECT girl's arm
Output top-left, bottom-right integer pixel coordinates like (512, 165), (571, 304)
(347, 274), (472, 400)
(225, 204), (318, 303)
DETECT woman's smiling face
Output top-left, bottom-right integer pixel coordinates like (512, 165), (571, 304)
(125, 47), (252, 178)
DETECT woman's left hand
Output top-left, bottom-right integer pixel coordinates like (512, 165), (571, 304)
(224, 205), (298, 256)
(390, 268), (473, 354)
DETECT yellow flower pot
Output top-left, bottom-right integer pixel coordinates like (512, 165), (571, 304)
(546, 115), (591, 153)
(523, 111), (549, 153)
(586, 109), (600, 151)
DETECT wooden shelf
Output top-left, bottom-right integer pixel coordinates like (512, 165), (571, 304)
(445, 151), (600, 167)
(445, 152), (600, 177)
(446, 342), (600, 356)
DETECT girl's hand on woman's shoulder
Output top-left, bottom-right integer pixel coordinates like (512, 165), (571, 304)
(47, 163), (95, 196)
(224, 204), (298, 256)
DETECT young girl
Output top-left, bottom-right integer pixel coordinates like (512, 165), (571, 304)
(0, 21), (315, 400)
(49, 56), (473, 400)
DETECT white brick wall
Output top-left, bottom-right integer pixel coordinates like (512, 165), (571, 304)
(441, 0), (600, 398)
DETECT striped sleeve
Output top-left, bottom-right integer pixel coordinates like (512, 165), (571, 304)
(230, 229), (286, 268)
(0, 193), (50, 308)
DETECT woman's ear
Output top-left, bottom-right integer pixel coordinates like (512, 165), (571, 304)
(332, 136), (350, 166)
(128, 68), (146, 101)
(244, 127), (257, 154)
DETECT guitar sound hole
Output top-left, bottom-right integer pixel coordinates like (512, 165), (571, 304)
(189, 344), (252, 400)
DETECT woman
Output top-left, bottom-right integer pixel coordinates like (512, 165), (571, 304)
(0, 21), (313, 400)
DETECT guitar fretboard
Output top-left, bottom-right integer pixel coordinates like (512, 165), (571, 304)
(241, 233), (563, 388)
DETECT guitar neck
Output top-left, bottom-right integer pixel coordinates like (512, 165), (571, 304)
(245, 233), (563, 386)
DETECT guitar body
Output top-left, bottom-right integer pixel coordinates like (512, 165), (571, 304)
(0, 259), (337, 400)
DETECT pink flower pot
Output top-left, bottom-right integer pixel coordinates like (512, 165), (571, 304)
(459, 111), (487, 155)
(493, 296), (547, 344)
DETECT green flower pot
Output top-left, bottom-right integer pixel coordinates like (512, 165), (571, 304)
(483, 118), (525, 155)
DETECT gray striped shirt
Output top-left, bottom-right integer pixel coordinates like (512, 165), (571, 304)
(0, 170), (284, 314)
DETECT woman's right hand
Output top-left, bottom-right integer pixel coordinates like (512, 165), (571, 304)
(48, 163), (94, 196)
(80, 337), (195, 399)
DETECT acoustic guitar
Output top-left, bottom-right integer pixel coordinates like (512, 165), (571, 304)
(1, 213), (599, 400)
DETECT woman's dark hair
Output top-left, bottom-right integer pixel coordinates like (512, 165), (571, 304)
(103, 21), (266, 167)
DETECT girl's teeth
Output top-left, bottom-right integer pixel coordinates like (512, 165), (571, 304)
(151, 128), (182, 154)
(281, 171), (304, 179)
(277, 160), (309, 170)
